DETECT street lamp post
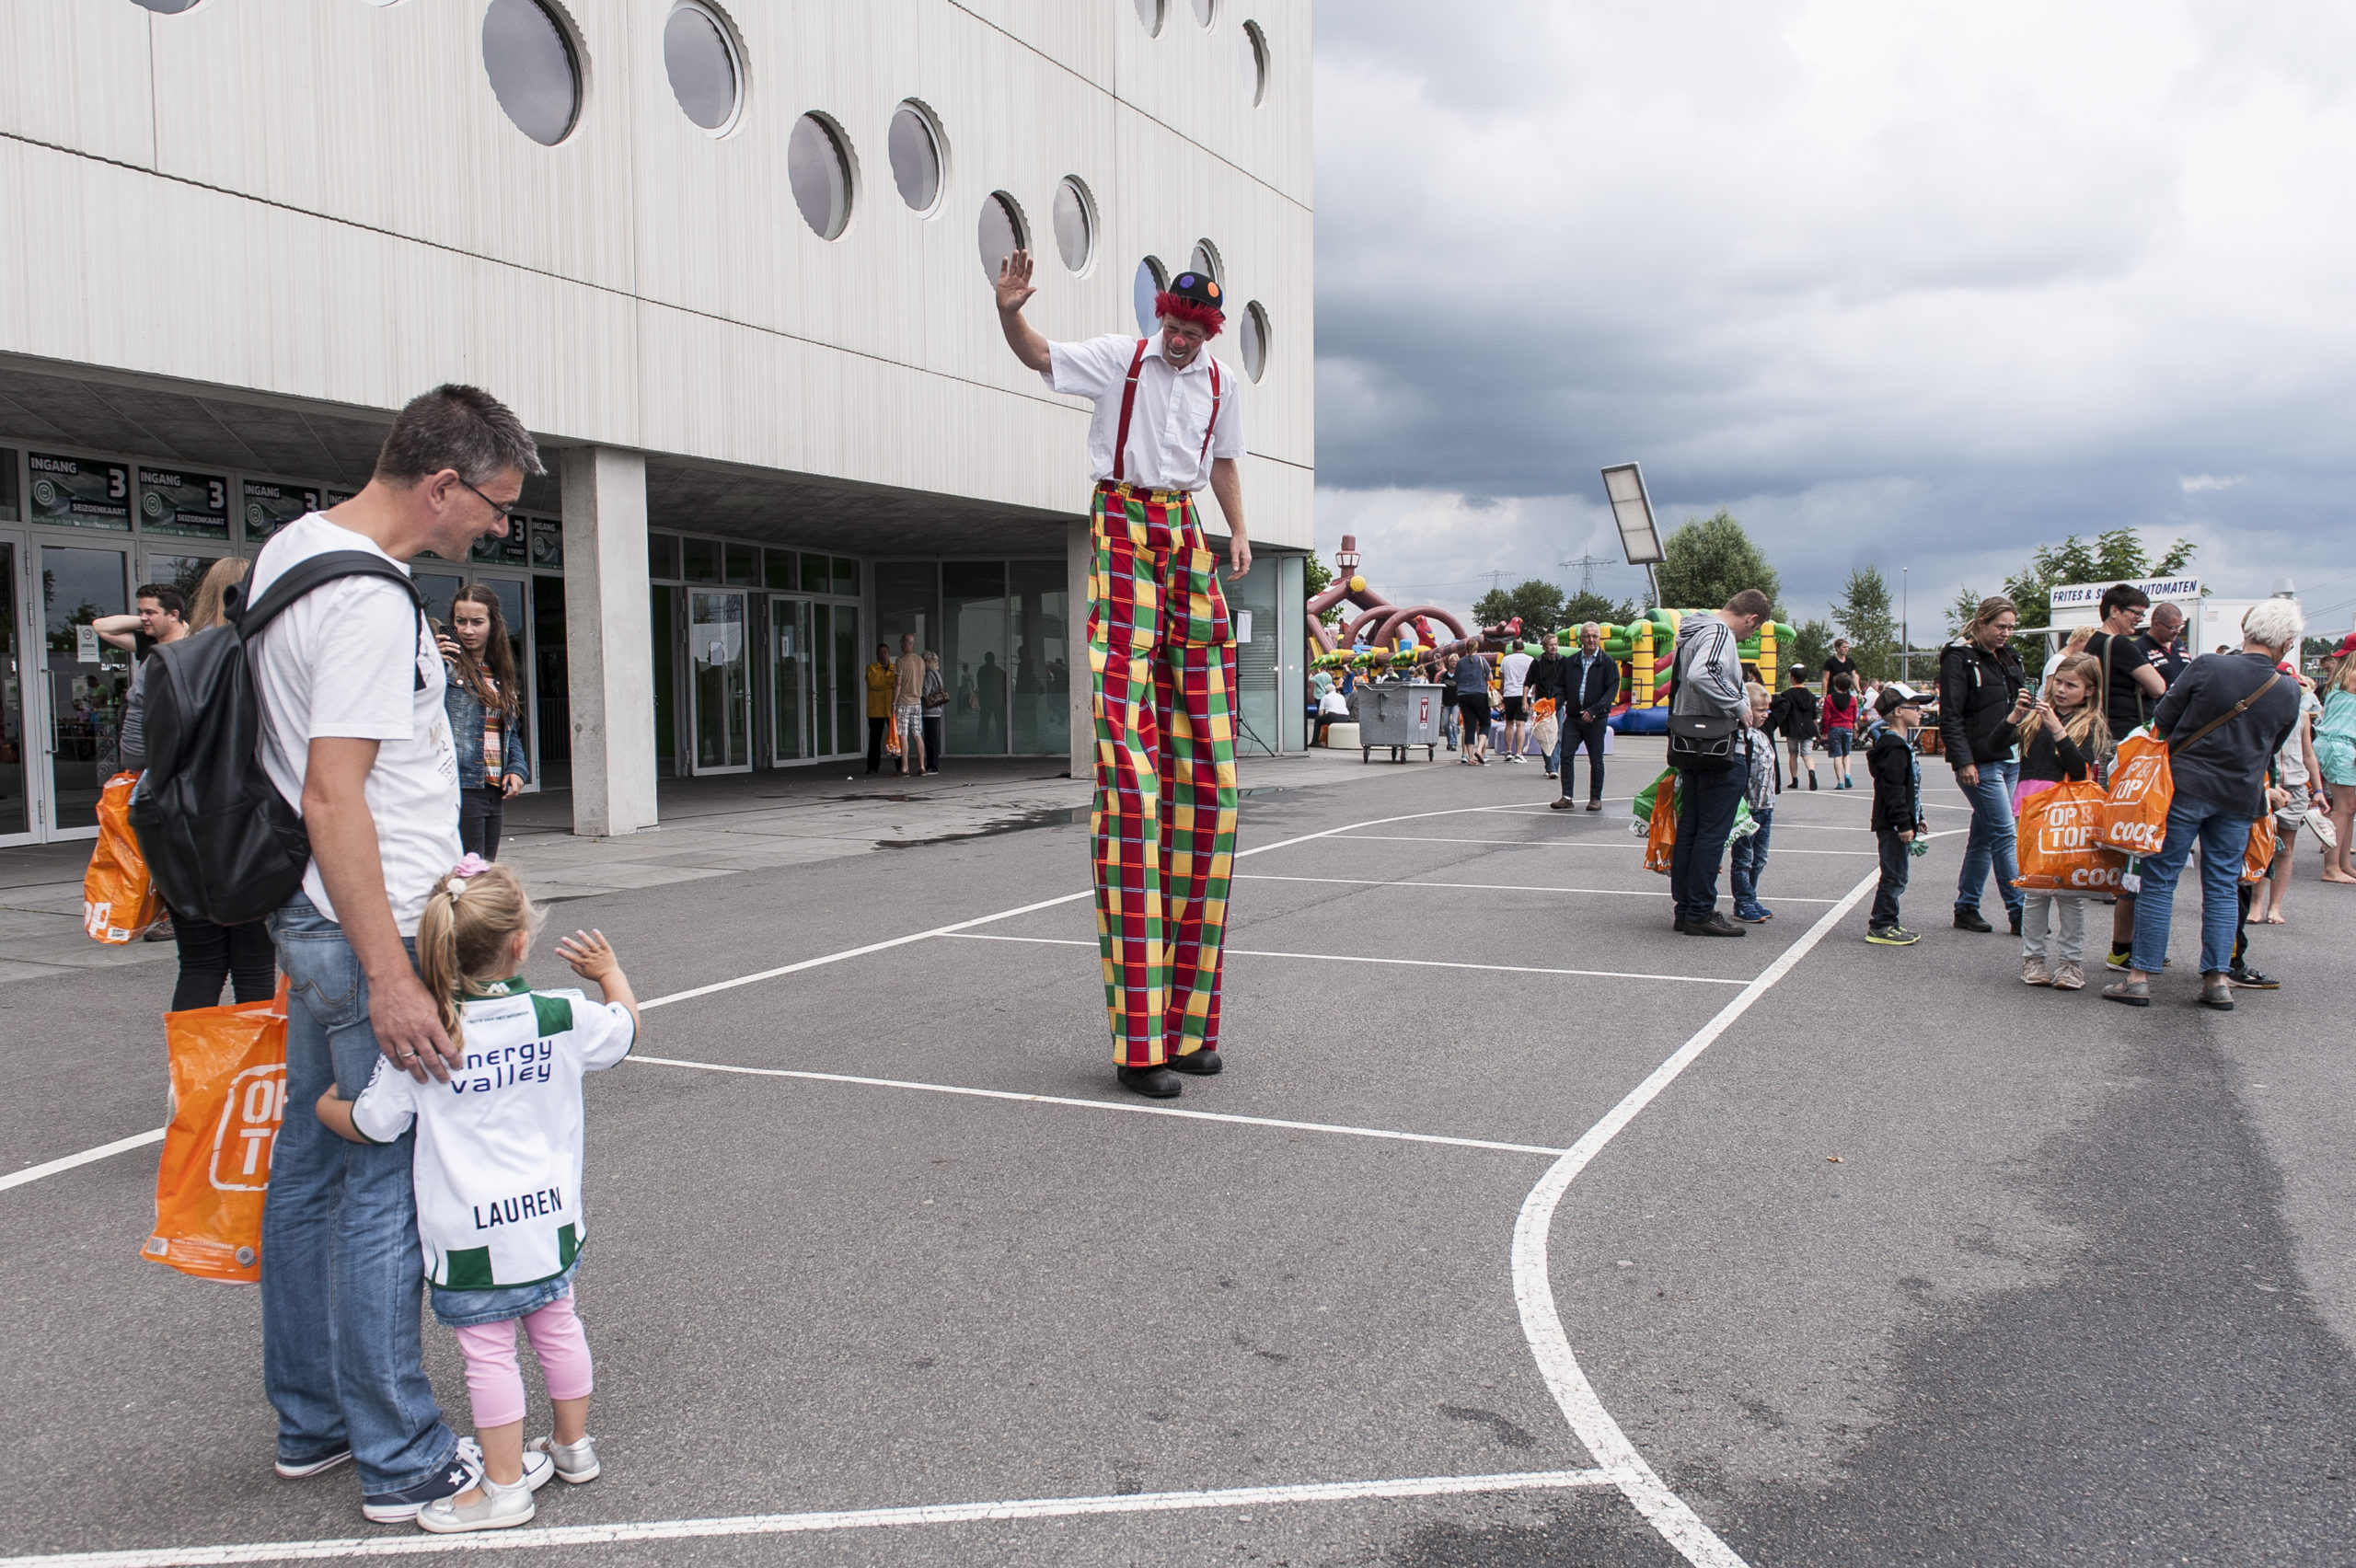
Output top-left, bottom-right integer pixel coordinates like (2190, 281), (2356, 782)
(1600, 463), (1666, 608)
(1900, 567), (1909, 684)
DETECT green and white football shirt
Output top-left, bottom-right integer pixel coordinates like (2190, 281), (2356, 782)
(352, 979), (634, 1290)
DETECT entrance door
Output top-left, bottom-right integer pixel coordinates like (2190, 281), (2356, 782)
(687, 589), (750, 773)
(771, 596), (809, 764)
(39, 542), (131, 836)
(0, 533), (34, 843)
(767, 596), (860, 763)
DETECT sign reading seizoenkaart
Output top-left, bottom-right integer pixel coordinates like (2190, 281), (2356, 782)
(2049, 576), (2201, 614)
(27, 453), (132, 529)
(138, 467), (231, 540)
(242, 479), (323, 544)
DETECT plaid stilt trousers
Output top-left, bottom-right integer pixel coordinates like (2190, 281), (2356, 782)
(1087, 483), (1241, 1068)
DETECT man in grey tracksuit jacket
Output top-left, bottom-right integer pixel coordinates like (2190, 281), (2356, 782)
(1669, 592), (1772, 936)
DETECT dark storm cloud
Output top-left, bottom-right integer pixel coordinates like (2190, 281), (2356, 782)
(1311, 0), (2356, 627)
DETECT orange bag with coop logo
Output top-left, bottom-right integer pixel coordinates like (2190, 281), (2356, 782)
(142, 985), (289, 1285)
(2100, 732), (2173, 856)
(84, 772), (164, 943)
(2014, 780), (2125, 893)
(1644, 770), (1680, 874)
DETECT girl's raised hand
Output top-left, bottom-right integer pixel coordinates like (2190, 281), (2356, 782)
(557, 929), (619, 983)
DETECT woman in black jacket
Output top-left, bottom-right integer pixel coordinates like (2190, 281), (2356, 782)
(1940, 596), (2033, 936)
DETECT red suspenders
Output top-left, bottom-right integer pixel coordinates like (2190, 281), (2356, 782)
(1108, 339), (1221, 488)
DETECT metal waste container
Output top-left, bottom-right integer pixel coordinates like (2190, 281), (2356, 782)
(1351, 682), (1443, 763)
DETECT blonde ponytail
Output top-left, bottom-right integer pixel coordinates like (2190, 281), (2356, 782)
(416, 861), (543, 1050)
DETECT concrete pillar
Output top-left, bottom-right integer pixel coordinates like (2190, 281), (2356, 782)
(1067, 517), (1092, 780)
(560, 446), (658, 837)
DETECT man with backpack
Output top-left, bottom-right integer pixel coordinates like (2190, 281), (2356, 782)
(246, 386), (539, 1521)
(1669, 590), (1771, 936)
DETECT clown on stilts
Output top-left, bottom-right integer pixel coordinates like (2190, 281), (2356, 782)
(993, 248), (1251, 1100)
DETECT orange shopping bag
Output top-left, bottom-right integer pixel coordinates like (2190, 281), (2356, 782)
(143, 985), (289, 1285)
(84, 772), (163, 943)
(2241, 814), (2276, 883)
(1645, 771), (1680, 874)
(2015, 780), (2125, 893)
(2100, 732), (2173, 857)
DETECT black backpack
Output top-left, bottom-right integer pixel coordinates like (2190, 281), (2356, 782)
(130, 552), (425, 926)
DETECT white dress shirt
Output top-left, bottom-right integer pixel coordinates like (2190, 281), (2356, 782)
(1044, 331), (1247, 492)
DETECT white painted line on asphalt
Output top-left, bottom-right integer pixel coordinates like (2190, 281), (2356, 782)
(0, 1468), (1615, 1566)
(631, 1054), (1572, 1158)
(1510, 863), (1886, 1568)
(0, 1128), (164, 1193)
(946, 932), (1749, 986)
(1237, 873), (1844, 905)
(1327, 834), (1878, 857)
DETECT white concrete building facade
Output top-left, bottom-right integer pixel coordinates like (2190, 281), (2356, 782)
(0, 0), (1313, 846)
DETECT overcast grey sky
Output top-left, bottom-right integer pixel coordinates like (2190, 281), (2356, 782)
(1311, 0), (2356, 636)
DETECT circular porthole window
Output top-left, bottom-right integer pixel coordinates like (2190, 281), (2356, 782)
(1192, 0), (1216, 26)
(788, 113), (855, 238)
(1133, 0), (1163, 38)
(888, 101), (944, 213)
(1133, 256), (1168, 336)
(481, 0), (583, 147)
(1238, 19), (1268, 106)
(1240, 301), (1270, 381)
(1188, 239), (1224, 288)
(128, 0), (202, 11)
(1052, 179), (1095, 274)
(978, 192), (1028, 282)
(664, 3), (742, 134)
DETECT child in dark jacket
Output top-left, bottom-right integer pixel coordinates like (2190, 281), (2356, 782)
(1866, 685), (1928, 945)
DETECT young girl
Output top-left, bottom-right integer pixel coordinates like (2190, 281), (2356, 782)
(318, 859), (639, 1534)
(2014, 652), (2114, 990)
(439, 585), (529, 860)
(1821, 673), (1861, 789)
(2316, 656), (2356, 883)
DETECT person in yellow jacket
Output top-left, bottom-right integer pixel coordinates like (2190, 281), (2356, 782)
(864, 643), (895, 774)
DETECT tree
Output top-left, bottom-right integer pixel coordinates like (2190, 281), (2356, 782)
(1999, 529), (2196, 640)
(1831, 566), (1900, 680)
(1557, 589), (1643, 631)
(1788, 617), (1834, 674)
(1946, 585), (1985, 640)
(1303, 551), (1333, 600)
(1655, 509), (1782, 615)
(1473, 578), (1565, 634)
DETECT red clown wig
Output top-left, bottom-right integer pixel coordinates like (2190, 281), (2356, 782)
(1154, 291), (1226, 338)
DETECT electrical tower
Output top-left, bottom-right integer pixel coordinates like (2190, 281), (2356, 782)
(1560, 555), (1614, 597)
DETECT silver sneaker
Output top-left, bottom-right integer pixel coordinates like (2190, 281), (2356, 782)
(2052, 961), (2085, 991)
(527, 1434), (601, 1484)
(2021, 956), (2053, 986)
(416, 1470), (537, 1534)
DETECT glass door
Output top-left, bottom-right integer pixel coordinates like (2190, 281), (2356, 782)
(40, 542), (131, 836)
(771, 596), (809, 764)
(687, 589), (750, 773)
(0, 534), (33, 843)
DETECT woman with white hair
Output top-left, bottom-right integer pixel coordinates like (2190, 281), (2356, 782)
(2105, 597), (2306, 1010)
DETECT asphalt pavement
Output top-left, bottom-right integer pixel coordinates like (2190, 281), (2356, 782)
(1, 742), (2350, 1566)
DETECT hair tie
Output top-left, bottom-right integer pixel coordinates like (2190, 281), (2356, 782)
(449, 854), (491, 893)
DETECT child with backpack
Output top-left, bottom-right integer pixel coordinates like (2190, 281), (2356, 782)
(1865, 685), (1928, 945)
(1731, 682), (1779, 922)
(316, 858), (639, 1534)
(1821, 673), (1861, 790)
(2014, 652), (2114, 990)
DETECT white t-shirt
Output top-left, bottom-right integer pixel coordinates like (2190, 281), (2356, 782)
(1043, 332), (1247, 492)
(248, 513), (460, 935)
(352, 981), (635, 1291)
(1501, 651), (1534, 698)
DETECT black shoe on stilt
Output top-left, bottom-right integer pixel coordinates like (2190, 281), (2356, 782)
(1116, 1066), (1183, 1099)
(1167, 1049), (1222, 1076)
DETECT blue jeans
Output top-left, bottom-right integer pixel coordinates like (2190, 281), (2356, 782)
(1670, 765), (1745, 922)
(1730, 808), (1773, 916)
(1954, 759), (2023, 917)
(261, 894), (458, 1493)
(2130, 797), (2252, 976)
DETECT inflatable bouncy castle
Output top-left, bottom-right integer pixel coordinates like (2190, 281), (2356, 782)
(1606, 609), (1796, 732)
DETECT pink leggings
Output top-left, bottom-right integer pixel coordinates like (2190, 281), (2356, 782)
(451, 1293), (594, 1432)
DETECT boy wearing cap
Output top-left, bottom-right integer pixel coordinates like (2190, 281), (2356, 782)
(991, 248), (1251, 1101)
(1866, 685), (1929, 945)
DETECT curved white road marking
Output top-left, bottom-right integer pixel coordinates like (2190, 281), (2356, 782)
(1511, 847), (1934, 1567)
